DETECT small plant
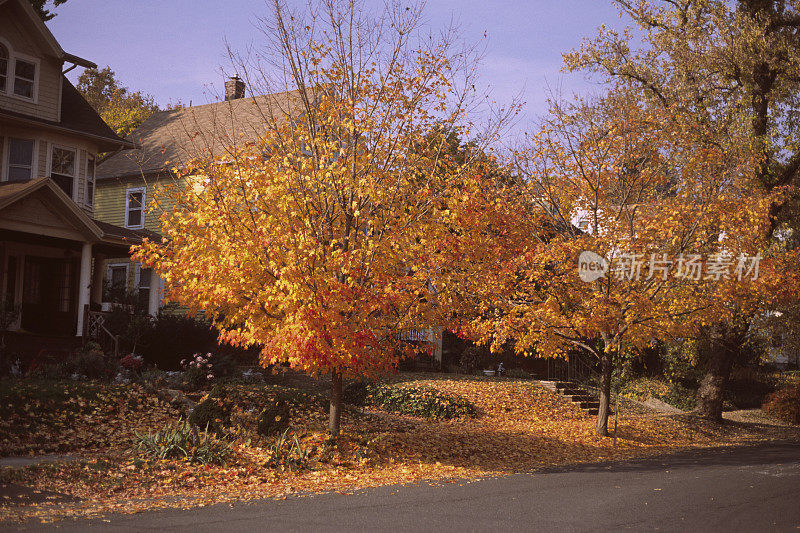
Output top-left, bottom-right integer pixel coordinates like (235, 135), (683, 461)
(265, 428), (313, 471)
(763, 383), (800, 424)
(181, 353), (215, 390)
(120, 353), (144, 372)
(132, 418), (231, 464)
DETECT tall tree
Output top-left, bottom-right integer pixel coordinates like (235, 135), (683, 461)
(565, 0), (800, 419)
(28, 0), (68, 21)
(133, 0), (501, 436)
(440, 89), (782, 435)
(76, 67), (160, 138)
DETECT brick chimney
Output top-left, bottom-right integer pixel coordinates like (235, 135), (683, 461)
(224, 76), (245, 101)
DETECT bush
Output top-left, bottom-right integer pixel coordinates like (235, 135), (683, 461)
(621, 377), (696, 411)
(62, 343), (112, 380)
(353, 383), (476, 419)
(726, 367), (777, 409)
(459, 346), (487, 375)
(189, 388), (232, 433)
(139, 312), (220, 370)
(257, 399), (291, 436)
(505, 368), (532, 379)
(763, 383), (800, 424)
(133, 419), (231, 464)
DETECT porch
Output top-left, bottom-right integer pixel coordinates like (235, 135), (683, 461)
(0, 179), (161, 358)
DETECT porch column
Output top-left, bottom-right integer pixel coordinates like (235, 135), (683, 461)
(147, 272), (162, 317)
(76, 242), (92, 337)
(91, 254), (105, 306)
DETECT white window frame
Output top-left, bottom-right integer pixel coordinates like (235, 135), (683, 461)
(125, 186), (146, 229)
(0, 38), (39, 103)
(2, 136), (37, 183)
(48, 144), (78, 200)
(85, 153), (96, 207)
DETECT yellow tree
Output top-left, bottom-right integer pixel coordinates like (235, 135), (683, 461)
(439, 89), (783, 435)
(133, 0), (500, 435)
(564, 0), (800, 419)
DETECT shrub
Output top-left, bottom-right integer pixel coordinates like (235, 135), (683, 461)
(459, 346), (487, 375)
(505, 368), (532, 379)
(763, 383), (800, 424)
(359, 384), (476, 419)
(62, 343), (112, 380)
(726, 367), (777, 409)
(189, 389), (232, 433)
(621, 377), (696, 411)
(342, 380), (372, 406)
(257, 399), (291, 436)
(139, 312), (220, 370)
(133, 419), (231, 464)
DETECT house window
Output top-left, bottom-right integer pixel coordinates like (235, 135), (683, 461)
(86, 154), (96, 206)
(50, 146), (76, 197)
(125, 187), (145, 228)
(6, 138), (34, 182)
(13, 58), (35, 99)
(106, 263), (128, 303)
(136, 265), (151, 309)
(0, 44), (8, 93)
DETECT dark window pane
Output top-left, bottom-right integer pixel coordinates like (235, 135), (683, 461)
(13, 78), (32, 98)
(9, 138), (33, 166)
(128, 191), (143, 209)
(15, 60), (35, 80)
(7, 167), (31, 182)
(86, 181), (94, 204)
(51, 174), (73, 197)
(127, 209), (142, 227)
(110, 267), (126, 288)
(138, 268), (151, 288)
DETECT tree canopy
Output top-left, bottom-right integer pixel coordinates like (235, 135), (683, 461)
(76, 67), (161, 138)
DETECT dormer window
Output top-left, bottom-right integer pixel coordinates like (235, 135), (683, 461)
(13, 58), (35, 99)
(0, 40), (38, 101)
(0, 44), (8, 92)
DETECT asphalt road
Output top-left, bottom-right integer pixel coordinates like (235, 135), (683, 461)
(6, 442), (800, 532)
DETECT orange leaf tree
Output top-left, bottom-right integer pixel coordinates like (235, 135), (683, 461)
(439, 89), (784, 435)
(133, 0), (501, 435)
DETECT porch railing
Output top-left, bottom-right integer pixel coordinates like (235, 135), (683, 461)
(83, 306), (119, 359)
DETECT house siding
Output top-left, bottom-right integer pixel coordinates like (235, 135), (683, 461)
(94, 172), (181, 233)
(0, 2), (61, 122)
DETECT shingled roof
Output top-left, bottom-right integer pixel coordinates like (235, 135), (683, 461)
(0, 77), (134, 153)
(96, 89), (306, 180)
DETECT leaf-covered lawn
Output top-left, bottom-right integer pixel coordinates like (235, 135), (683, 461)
(1, 374), (797, 524)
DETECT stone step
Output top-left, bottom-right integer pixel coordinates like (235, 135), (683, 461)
(565, 394), (593, 403)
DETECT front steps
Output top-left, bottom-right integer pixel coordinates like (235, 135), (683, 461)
(538, 380), (610, 416)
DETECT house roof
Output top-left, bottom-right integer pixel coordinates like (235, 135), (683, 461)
(0, 77), (135, 152)
(0, 0), (97, 68)
(0, 178), (153, 247)
(96, 89), (307, 180)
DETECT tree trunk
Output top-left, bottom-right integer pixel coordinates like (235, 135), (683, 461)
(328, 369), (343, 436)
(596, 350), (612, 436)
(695, 321), (747, 421)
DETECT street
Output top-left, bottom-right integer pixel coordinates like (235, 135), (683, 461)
(5, 442), (800, 532)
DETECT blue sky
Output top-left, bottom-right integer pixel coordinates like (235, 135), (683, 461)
(49, 1), (627, 136)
